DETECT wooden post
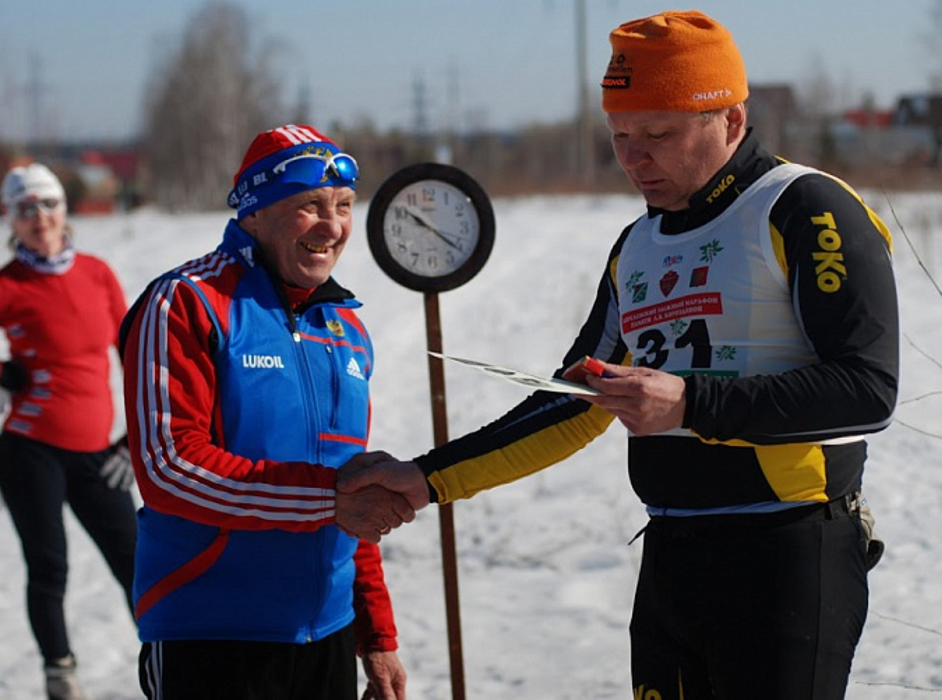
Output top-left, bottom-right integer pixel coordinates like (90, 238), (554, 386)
(423, 291), (466, 700)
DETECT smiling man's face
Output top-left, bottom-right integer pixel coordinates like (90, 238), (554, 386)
(241, 186), (357, 288)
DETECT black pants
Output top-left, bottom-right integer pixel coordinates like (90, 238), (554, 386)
(0, 432), (137, 662)
(139, 626), (359, 699)
(630, 502), (869, 700)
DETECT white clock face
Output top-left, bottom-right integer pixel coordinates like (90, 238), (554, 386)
(381, 179), (481, 278)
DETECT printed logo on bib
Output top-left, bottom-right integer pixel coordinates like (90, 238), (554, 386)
(621, 292), (723, 333)
(699, 239), (724, 262)
(689, 266), (709, 288)
(659, 270), (679, 297)
(625, 270), (648, 303)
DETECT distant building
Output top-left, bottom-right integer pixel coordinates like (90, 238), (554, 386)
(823, 98), (934, 168)
(0, 143), (145, 214)
(895, 94), (942, 129)
(894, 94), (942, 165)
(843, 108), (895, 129)
(75, 149), (144, 213)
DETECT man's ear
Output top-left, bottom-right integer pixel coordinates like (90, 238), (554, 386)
(239, 212), (258, 235)
(726, 102), (747, 143)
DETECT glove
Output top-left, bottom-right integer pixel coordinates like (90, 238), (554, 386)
(855, 493), (885, 571)
(100, 436), (135, 491)
(0, 360), (29, 393)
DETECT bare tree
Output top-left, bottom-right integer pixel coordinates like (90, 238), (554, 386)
(791, 52), (841, 166)
(142, 2), (285, 211)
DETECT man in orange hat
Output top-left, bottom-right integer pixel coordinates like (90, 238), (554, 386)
(121, 124), (412, 699)
(340, 11), (898, 699)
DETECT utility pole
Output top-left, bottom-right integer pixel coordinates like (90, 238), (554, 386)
(412, 71), (434, 159)
(25, 52), (47, 146)
(412, 72), (430, 140)
(575, 0), (595, 185)
(438, 62), (460, 165)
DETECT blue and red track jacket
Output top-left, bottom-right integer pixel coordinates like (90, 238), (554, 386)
(122, 220), (396, 652)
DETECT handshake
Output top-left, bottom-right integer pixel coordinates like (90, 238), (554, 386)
(334, 452), (431, 543)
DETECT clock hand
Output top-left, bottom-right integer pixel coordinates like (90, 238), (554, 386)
(403, 209), (462, 250)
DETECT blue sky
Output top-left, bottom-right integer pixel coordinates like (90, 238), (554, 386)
(0, 0), (933, 143)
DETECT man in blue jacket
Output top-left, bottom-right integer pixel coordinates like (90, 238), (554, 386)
(123, 124), (412, 699)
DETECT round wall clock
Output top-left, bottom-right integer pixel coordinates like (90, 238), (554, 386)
(366, 163), (495, 293)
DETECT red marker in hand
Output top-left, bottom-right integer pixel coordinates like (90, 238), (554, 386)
(563, 356), (614, 383)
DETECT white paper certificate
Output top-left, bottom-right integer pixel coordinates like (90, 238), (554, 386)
(428, 352), (601, 396)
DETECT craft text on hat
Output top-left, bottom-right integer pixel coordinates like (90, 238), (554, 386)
(601, 10), (748, 113)
(228, 124), (359, 219)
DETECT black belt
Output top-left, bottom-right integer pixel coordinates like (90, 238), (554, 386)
(822, 493), (856, 520)
(645, 495), (858, 538)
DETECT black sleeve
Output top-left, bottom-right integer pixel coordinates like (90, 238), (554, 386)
(684, 173), (899, 444)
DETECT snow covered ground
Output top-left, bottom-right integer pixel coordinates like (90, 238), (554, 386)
(1, 191), (941, 698)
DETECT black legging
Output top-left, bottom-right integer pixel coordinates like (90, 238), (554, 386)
(0, 432), (137, 662)
(630, 502), (869, 700)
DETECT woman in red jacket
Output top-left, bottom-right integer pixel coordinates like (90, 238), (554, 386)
(0, 163), (137, 700)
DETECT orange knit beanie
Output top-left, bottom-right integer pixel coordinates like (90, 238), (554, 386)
(601, 10), (748, 113)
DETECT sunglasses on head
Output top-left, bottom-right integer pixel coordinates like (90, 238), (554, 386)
(271, 151), (359, 186)
(15, 198), (63, 219)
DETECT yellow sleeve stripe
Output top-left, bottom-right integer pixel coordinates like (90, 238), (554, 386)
(767, 170), (893, 278)
(825, 173), (894, 254)
(693, 434), (830, 502)
(428, 404), (615, 503)
(769, 222), (788, 279)
(756, 443), (829, 503)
